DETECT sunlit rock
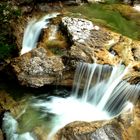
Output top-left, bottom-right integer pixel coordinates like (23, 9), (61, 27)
(54, 119), (128, 140)
(61, 16), (120, 64)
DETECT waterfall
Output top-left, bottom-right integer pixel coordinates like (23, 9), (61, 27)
(2, 63), (140, 140)
(20, 13), (59, 55)
(31, 63), (140, 139)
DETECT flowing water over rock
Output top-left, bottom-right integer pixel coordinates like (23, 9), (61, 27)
(2, 4), (140, 139)
(21, 13), (59, 55)
(2, 63), (140, 140)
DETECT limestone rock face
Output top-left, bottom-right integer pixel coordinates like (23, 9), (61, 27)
(61, 17), (120, 64)
(11, 47), (64, 87)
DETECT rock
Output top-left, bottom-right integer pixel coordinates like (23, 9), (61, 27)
(112, 36), (140, 67)
(0, 90), (26, 117)
(0, 129), (4, 140)
(55, 119), (129, 140)
(11, 47), (64, 87)
(61, 17), (120, 64)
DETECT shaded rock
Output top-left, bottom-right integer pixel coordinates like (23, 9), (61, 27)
(131, 41), (140, 61)
(11, 47), (64, 87)
(0, 90), (26, 117)
(0, 90), (17, 114)
(0, 129), (4, 140)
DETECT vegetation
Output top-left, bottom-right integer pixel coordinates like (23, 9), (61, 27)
(0, 2), (21, 60)
(46, 40), (66, 56)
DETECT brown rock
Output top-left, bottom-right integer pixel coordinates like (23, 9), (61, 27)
(61, 17), (121, 64)
(0, 129), (4, 140)
(55, 119), (129, 140)
(0, 90), (26, 117)
(11, 47), (64, 87)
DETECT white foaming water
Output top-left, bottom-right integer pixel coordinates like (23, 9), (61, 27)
(2, 112), (35, 140)
(3, 63), (140, 140)
(21, 13), (59, 55)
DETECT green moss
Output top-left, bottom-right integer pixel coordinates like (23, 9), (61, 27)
(46, 40), (66, 48)
(48, 47), (65, 56)
(45, 40), (67, 56)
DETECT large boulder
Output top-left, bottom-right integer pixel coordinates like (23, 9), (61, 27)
(61, 16), (121, 65)
(55, 119), (129, 140)
(11, 47), (64, 87)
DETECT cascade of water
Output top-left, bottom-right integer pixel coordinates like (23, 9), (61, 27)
(21, 13), (59, 55)
(31, 62), (140, 139)
(3, 63), (140, 140)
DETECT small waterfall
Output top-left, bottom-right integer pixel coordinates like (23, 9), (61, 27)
(31, 63), (140, 139)
(21, 13), (59, 55)
(2, 63), (140, 140)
